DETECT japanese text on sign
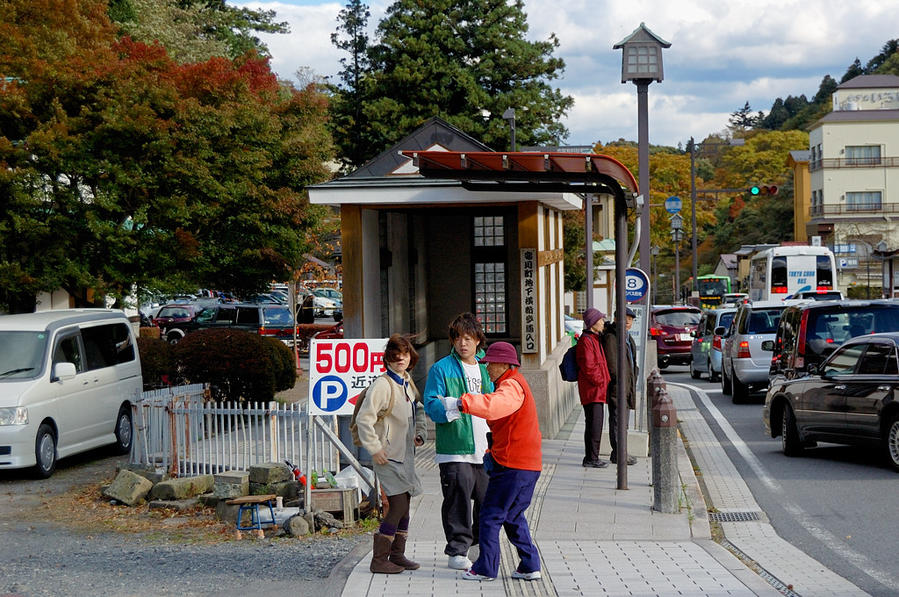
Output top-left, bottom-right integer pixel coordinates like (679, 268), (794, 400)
(308, 338), (388, 416)
(521, 249), (537, 353)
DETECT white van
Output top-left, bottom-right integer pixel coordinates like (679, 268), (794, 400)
(0, 309), (142, 477)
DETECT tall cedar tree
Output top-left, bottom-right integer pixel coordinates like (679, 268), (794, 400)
(329, 0), (372, 169)
(332, 0), (573, 167)
(0, 0), (331, 312)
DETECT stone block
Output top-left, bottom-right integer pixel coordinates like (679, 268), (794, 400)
(215, 501), (241, 524)
(148, 498), (198, 511)
(213, 470), (249, 499)
(119, 463), (167, 484)
(103, 469), (153, 506)
(149, 474), (214, 501)
(250, 480), (298, 499)
(248, 462), (292, 484)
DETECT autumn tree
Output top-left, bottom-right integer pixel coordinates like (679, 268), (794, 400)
(331, 0), (573, 168)
(0, 0), (331, 312)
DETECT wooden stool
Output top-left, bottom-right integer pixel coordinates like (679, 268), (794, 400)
(226, 494), (278, 539)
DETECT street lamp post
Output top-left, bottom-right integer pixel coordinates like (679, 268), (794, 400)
(615, 23), (670, 276)
(670, 214), (683, 304)
(502, 108), (517, 152)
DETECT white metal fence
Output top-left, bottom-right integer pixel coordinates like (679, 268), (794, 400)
(130, 384), (339, 479)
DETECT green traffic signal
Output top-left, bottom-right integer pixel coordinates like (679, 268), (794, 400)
(747, 185), (777, 196)
(750, 185), (760, 195)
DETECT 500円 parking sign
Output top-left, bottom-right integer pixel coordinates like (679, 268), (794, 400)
(308, 338), (388, 416)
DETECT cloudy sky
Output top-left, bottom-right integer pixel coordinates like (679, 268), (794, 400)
(236, 0), (898, 148)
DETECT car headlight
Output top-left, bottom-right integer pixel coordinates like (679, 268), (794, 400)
(0, 407), (28, 426)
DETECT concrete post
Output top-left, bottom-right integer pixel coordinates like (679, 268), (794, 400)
(651, 384), (679, 513)
(645, 369), (666, 449)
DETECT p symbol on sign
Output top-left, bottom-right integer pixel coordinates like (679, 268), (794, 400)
(312, 375), (347, 412)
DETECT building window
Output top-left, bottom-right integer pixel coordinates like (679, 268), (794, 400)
(474, 216), (504, 247)
(474, 262), (506, 334)
(845, 191), (882, 211)
(845, 145), (881, 166)
(472, 215), (507, 335)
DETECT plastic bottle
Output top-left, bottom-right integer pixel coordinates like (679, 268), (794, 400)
(310, 470), (318, 488)
(325, 470), (337, 487)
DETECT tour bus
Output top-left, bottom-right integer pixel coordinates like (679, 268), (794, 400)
(748, 246), (838, 302)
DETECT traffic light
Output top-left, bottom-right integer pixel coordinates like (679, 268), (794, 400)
(749, 184), (778, 196)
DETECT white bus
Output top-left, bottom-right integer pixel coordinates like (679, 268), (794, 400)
(748, 246), (838, 302)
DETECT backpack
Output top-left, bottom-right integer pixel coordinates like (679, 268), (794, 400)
(348, 380), (396, 447)
(559, 344), (579, 382)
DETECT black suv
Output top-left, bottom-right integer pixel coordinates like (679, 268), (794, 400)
(769, 299), (899, 380)
(189, 303), (297, 344)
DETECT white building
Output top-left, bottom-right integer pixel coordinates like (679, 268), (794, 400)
(807, 74), (899, 295)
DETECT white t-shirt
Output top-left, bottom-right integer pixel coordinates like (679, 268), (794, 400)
(434, 360), (490, 464)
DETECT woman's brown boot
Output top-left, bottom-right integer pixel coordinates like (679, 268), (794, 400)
(389, 531), (420, 570)
(370, 533), (405, 574)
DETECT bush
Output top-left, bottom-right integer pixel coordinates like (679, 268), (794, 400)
(136, 337), (173, 390)
(173, 328), (281, 402)
(264, 336), (297, 392)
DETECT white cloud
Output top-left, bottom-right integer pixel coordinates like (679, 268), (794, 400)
(238, 0), (899, 146)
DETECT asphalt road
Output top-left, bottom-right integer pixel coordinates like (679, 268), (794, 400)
(661, 364), (899, 597)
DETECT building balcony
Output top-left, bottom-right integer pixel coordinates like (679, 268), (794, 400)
(810, 156), (898, 172)
(809, 203), (898, 218)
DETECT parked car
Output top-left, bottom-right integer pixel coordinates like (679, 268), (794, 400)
(763, 332), (899, 471)
(152, 303), (204, 344)
(312, 287), (342, 303)
(312, 295), (338, 317)
(690, 307), (737, 381)
(721, 300), (786, 402)
(770, 299), (899, 381)
(650, 306), (702, 368)
(789, 290), (844, 301)
(0, 309), (141, 477)
(722, 293), (749, 306)
(194, 303), (298, 345)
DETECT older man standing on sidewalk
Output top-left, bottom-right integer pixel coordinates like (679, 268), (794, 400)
(601, 307), (638, 466)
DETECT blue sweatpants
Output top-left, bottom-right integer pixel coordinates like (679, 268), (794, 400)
(470, 466), (541, 578)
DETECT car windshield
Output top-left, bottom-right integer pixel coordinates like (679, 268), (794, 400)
(0, 331), (48, 380)
(746, 308), (784, 333)
(654, 310), (700, 327)
(158, 306), (194, 319)
(263, 307), (294, 326)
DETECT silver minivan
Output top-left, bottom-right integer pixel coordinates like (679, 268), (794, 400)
(0, 310), (142, 477)
(690, 307), (737, 382)
(721, 301), (786, 403)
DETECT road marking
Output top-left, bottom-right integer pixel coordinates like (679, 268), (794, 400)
(674, 381), (899, 592)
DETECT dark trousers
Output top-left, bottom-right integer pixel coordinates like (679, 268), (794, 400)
(439, 462), (488, 556)
(583, 402), (605, 462)
(471, 467), (541, 578)
(608, 399), (629, 458)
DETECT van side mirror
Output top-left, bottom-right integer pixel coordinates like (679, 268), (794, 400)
(714, 326), (726, 336)
(52, 362), (77, 382)
(761, 340), (774, 351)
(807, 363), (819, 376)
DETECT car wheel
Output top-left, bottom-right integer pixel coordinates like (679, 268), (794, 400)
(114, 405), (133, 455)
(33, 423), (57, 479)
(884, 414), (899, 472)
(166, 330), (184, 345)
(721, 363), (732, 395)
(781, 403), (802, 457)
(732, 374), (748, 404)
(690, 360), (701, 379)
(708, 359), (719, 383)
(657, 356), (669, 370)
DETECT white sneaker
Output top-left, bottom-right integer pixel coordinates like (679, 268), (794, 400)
(512, 569), (542, 581)
(461, 570), (495, 581)
(448, 555), (472, 570)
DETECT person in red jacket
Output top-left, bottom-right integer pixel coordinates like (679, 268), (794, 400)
(577, 308), (611, 468)
(442, 342), (543, 582)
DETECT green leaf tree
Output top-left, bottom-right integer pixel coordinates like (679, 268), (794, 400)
(331, 0), (573, 167)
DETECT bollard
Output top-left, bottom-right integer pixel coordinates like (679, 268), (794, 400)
(651, 385), (679, 513)
(646, 369), (666, 450)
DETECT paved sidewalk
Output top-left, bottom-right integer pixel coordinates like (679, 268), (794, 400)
(339, 398), (780, 597)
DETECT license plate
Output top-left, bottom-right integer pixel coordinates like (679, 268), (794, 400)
(678, 333), (692, 341)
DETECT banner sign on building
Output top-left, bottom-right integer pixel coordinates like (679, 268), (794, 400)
(521, 248), (537, 353)
(308, 338), (388, 416)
